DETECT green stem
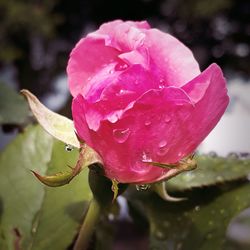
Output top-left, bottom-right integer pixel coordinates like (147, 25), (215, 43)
(73, 198), (101, 250)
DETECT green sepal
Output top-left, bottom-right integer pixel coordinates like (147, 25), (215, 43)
(111, 179), (119, 202)
(32, 144), (100, 187)
(88, 165), (127, 207)
(21, 89), (80, 148)
(152, 181), (186, 202)
(31, 169), (76, 187)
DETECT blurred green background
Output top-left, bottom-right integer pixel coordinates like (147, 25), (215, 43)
(0, 1), (250, 250)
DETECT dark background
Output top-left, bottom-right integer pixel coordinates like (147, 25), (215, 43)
(0, 0), (249, 115)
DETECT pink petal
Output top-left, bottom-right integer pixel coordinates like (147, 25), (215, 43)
(73, 64), (159, 131)
(72, 64), (228, 183)
(144, 28), (201, 88)
(67, 35), (120, 97)
(98, 20), (150, 51)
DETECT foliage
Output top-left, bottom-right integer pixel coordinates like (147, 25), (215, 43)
(0, 125), (92, 249)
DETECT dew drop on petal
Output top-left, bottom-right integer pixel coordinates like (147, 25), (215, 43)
(65, 144), (74, 152)
(159, 140), (167, 148)
(108, 112), (120, 123)
(141, 151), (152, 162)
(113, 128), (131, 143)
(159, 79), (165, 89)
(157, 140), (168, 156)
(164, 115), (171, 123)
(115, 62), (129, 71)
(144, 120), (151, 126)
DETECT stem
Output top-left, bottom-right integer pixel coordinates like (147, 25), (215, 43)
(74, 198), (101, 250)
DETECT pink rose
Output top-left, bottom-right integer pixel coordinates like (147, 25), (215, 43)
(67, 20), (229, 184)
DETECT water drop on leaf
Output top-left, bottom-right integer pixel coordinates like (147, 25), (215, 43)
(208, 151), (217, 158)
(136, 184), (151, 191)
(227, 152), (240, 159)
(65, 144), (74, 152)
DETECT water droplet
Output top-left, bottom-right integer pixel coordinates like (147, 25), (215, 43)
(116, 89), (134, 96)
(157, 140), (168, 156)
(144, 120), (151, 126)
(227, 152), (239, 159)
(115, 62), (129, 71)
(135, 184), (151, 191)
(159, 140), (167, 148)
(208, 151), (217, 158)
(141, 151), (152, 162)
(118, 89), (125, 95)
(194, 205), (200, 211)
(134, 79), (139, 85)
(65, 144), (74, 152)
(239, 152), (250, 159)
(159, 79), (165, 89)
(109, 69), (114, 74)
(113, 128), (130, 143)
(164, 116), (171, 123)
(108, 112), (120, 123)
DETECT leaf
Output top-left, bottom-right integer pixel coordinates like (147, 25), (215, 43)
(165, 154), (250, 192)
(21, 89), (80, 148)
(31, 143), (99, 187)
(0, 125), (53, 249)
(0, 84), (30, 125)
(0, 125), (92, 250)
(27, 140), (92, 250)
(127, 182), (250, 250)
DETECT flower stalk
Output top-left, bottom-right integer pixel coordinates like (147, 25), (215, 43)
(73, 198), (101, 250)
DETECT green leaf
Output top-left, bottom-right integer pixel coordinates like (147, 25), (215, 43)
(0, 84), (30, 125)
(166, 155), (250, 192)
(0, 125), (53, 249)
(21, 89), (80, 148)
(28, 140), (92, 250)
(0, 125), (92, 250)
(127, 182), (250, 250)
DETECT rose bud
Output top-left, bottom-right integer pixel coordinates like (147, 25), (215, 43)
(67, 20), (229, 184)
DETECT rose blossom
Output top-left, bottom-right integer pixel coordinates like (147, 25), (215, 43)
(67, 20), (229, 184)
